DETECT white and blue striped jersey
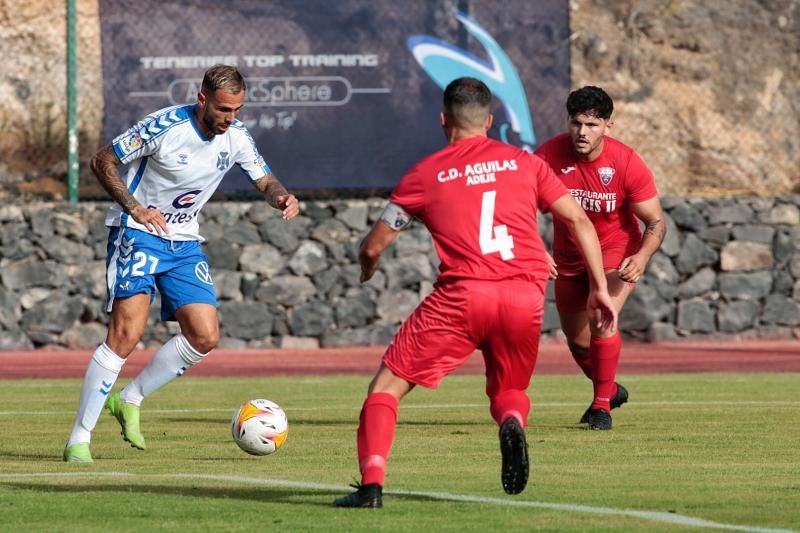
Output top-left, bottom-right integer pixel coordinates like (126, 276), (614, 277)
(106, 104), (271, 241)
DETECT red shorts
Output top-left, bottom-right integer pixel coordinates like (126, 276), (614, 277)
(554, 274), (592, 314)
(554, 272), (635, 313)
(555, 241), (638, 278)
(383, 278), (546, 399)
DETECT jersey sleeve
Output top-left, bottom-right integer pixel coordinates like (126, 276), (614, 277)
(112, 114), (164, 164)
(233, 124), (272, 180)
(533, 141), (550, 162)
(389, 165), (425, 216)
(625, 150), (658, 203)
(527, 153), (569, 211)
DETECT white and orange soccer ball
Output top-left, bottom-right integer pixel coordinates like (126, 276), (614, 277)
(231, 399), (288, 456)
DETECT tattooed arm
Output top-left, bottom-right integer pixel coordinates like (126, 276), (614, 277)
(90, 144), (168, 234)
(252, 173), (299, 220)
(617, 197), (666, 283)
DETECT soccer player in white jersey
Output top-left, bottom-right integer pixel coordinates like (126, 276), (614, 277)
(63, 65), (300, 462)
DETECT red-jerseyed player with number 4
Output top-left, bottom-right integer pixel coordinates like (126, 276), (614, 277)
(333, 77), (617, 509)
(535, 86), (666, 431)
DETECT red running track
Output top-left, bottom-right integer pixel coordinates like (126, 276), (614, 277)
(0, 339), (797, 379)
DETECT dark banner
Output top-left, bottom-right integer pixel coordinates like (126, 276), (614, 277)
(99, 0), (570, 192)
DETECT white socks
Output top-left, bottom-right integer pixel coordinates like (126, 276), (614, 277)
(120, 334), (206, 407)
(68, 343), (126, 446)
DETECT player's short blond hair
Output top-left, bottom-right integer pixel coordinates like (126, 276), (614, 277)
(202, 65), (246, 94)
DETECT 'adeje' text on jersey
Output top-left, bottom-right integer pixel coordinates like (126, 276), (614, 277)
(437, 159), (518, 185)
(569, 189), (618, 213)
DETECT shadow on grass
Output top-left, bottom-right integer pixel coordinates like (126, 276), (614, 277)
(164, 417), (230, 424)
(0, 481), (450, 506)
(1, 481), (337, 507)
(0, 449), (64, 461)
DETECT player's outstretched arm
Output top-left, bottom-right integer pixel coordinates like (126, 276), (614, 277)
(549, 193), (617, 331)
(253, 173), (299, 220)
(358, 220), (401, 283)
(91, 144), (168, 235)
(617, 197), (666, 283)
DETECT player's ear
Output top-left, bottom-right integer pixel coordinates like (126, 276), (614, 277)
(484, 113), (493, 131)
(197, 90), (207, 108)
(605, 118), (614, 134)
(440, 111), (447, 128)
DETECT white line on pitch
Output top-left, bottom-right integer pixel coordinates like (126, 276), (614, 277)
(0, 472), (794, 533)
(0, 400), (798, 417)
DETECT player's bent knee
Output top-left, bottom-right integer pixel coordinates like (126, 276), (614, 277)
(105, 329), (145, 357)
(174, 333), (211, 365)
(183, 331), (218, 355)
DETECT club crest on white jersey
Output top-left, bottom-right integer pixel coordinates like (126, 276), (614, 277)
(216, 151), (230, 171)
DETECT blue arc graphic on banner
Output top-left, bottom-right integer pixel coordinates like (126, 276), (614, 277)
(407, 11), (536, 150)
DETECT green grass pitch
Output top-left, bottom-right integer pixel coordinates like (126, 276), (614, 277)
(0, 373), (798, 532)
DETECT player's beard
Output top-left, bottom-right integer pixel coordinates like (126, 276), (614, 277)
(201, 110), (226, 136)
(573, 136), (602, 157)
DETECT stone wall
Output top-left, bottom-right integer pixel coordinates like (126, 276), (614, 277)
(1, 197), (799, 350)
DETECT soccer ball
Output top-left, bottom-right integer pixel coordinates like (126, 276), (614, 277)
(231, 399), (288, 456)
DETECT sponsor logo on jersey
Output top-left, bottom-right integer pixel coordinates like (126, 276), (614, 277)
(569, 189), (618, 213)
(561, 166), (576, 174)
(178, 153), (189, 165)
(598, 166), (615, 186)
(150, 193), (202, 225)
(195, 261), (214, 285)
(119, 132), (143, 156)
(172, 190), (203, 209)
(217, 151), (230, 171)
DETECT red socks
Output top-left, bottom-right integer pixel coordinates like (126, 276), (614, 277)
(589, 332), (621, 412)
(489, 389), (530, 428)
(357, 392), (399, 486)
(356, 389), (532, 486)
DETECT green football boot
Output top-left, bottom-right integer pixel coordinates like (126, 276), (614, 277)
(106, 392), (146, 450)
(63, 442), (93, 463)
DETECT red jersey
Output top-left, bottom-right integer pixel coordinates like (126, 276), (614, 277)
(390, 136), (568, 284)
(535, 133), (658, 276)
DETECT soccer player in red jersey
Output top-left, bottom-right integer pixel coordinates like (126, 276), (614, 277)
(334, 78), (617, 508)
(535, 86), (666, 430)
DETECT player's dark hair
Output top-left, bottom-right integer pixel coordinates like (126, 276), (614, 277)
(566, 86), (613, 120)
(202, 65), (246, 94)
(443, 77), (492, 129)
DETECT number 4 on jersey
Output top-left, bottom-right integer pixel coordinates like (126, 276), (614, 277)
(479, 190), (514, 260)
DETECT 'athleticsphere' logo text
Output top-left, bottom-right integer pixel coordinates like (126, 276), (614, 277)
(172, 189), (203, 209)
